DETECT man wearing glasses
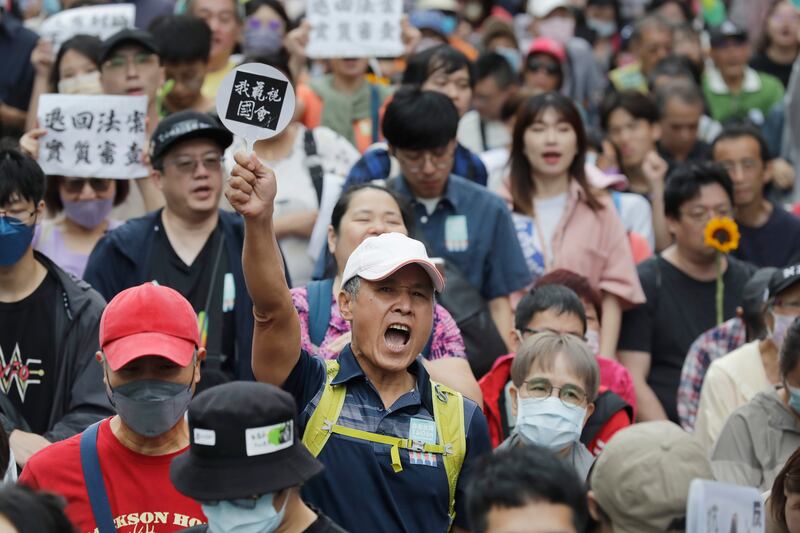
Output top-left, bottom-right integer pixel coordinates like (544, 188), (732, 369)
(84, 111), (261, 382)
(0, 143), (110, 469)
(384, 87), (531, 352)
(618, 163), (756, 424)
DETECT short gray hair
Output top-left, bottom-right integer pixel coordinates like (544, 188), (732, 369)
(342, 276), (361, 299)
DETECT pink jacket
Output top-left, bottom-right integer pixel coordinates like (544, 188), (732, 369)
(503, 179), (646, 308)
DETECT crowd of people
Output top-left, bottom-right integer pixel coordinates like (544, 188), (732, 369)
(2, 0), (800, 531)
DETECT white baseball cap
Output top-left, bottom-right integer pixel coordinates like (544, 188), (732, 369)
(341, 233), (445, 293)
(527, 0), (570, 18)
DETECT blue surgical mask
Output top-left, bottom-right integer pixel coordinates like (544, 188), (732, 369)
(0, 216), (35, 267)
(202, 492), (288, 533)
(515, 396), (586, 452)
(788, 385), (800, 414)
(770, 311), (795, 351)
(586, 18), (618, 38)
(495, 46), (522, 72)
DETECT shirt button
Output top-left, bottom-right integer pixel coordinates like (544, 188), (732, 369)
(421, 216), (429, 223)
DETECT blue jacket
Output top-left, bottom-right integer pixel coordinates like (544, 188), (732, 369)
(84, 209), (259, 381)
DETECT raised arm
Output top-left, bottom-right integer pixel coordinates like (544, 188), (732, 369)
(227, 151), (301, 385)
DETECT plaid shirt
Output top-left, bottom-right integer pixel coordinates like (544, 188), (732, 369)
(677, 317), (747, 431)
(343, 143), (488, 189)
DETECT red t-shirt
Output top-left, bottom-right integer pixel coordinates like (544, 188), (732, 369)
(20, 418), (206, 533)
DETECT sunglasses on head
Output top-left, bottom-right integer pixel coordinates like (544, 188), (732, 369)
(62, 178), (112, 194)
(527, 60), (560, 75)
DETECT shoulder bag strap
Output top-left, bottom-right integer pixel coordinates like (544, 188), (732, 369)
(307, 278), (335, 348)
(80, 422), (117, 533)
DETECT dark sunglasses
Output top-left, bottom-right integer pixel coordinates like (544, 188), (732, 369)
(526, 60), (560, 75)
(62, 178), (112, 194)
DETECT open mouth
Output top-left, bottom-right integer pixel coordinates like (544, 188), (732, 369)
(542, 151), (562, 164)
(384, 323), (411, 351)
(192, 185), (213, 196)
(126, 87), (144, 95)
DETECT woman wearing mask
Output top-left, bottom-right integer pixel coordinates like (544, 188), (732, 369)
(751, 0), (800, 88)
(711, 317), (800, 492)
(501, 331), (599, 480)
(767, 447), (800, 533)
(506, 92), (644, 360)
(18, 132), (127, 280)
(290, 183), (482, 403)
(25, 35), (103, 132)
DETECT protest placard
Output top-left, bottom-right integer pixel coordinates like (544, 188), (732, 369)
(216, 63), (296, 150)
(686, 479), (764, 533)
(39, 4), (135, 49)
(37, 94), (149, 179)
(305, 0), (404, 58)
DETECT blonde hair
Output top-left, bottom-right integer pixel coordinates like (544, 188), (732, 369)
(510, 332), (600, 402)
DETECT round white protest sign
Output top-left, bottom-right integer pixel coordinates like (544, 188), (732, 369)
(215, 63), (296, 149)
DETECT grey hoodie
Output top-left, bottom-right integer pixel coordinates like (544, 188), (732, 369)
(0, 253), (113, 442)
(710, 389), (800, 492)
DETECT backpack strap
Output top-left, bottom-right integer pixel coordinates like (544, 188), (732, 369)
(302, 359), (346, 457)
(307, 279), (335, 348)
(369, 84), (380, 144)
(431, 381), (466, 528)
(303, 128), (325, 205)
(80, 422), (117, 533)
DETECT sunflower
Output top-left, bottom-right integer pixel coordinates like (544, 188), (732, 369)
(704, 216), (740, 253)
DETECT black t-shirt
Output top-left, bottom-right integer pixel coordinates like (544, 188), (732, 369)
(0, 273), (58, 434)
(147, 217), (235, 375)
(750, 52), (794, 88)
(735, 206), (800, 268)
(618, 255), (755, 423)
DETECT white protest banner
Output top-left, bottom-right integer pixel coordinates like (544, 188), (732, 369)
(39, 4), (135, 49)
(306, 0), (403, 59)
(216, 63), (296, 151)
(37, 94), (149, 179)
(686, 479), (764, 533)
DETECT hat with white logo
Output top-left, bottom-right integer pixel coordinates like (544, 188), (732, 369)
(341, 232), (445, 293)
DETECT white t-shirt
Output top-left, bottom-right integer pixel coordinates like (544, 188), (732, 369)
(533, 193), (568, 261)
(225, 126), (360, 285)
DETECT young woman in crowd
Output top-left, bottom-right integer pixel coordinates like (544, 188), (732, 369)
(289, 183), (481, 402)
(768, 447), (800, 533)
(751, 0), (800, 88)
(25, 35), (103, 132)
(502, 331), (599, 481)
(506, 92), (644, 360)
(712, 317), (800, 491)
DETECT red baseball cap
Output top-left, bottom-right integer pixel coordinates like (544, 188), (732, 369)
(527, 37), (566, 64)
(100, 283), (200, 371)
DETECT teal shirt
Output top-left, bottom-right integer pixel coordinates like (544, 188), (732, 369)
(703, 67), (785, 124)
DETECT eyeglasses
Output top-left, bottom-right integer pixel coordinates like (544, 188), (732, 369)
(62, 177), (113, 194)
(526, 60), (560, 75)
(771, 299), (800, 311)
(165, 154), (223, 174)
(521, 377), (588, 407)
(0, 210), (37, 226)
(201, 495), (262, 510)
(102, 52), (158, 73)
(682, 206), (734, 224)
(394, 146), (454, 173)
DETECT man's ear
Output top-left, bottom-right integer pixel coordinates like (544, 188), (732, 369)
(194, 348), (205, 385)
(510, 329), (522, 353)
(763, 159), (775, 185)
(151, 167), (165, 190)
(35, 199), (46, 218)
(327, 225), (337, 255)
(509, 384), (519, 418)
(583, 402), (595, 426)
(338, 289), (354, 321)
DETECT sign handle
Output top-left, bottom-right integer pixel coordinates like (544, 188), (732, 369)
(245, 138), (254, 153)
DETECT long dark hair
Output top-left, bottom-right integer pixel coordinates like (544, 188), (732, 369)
(770, 446), (800, 526)
(509, 92), (600, 217)
(757, 0), (797, 55)
(51, 34), (102, 90)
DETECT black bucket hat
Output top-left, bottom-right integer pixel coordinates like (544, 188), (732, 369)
(170, 381), (324, 501)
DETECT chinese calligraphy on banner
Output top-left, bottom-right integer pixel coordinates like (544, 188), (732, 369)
(306, 0), (403, 58)
(37, 94), (149, 179)
(39, 4), (135, 49)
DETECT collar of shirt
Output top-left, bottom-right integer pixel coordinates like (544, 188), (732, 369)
(393, 174), (462, 212)
(706, 66), (763, 95)
(331, 344), (436, 413)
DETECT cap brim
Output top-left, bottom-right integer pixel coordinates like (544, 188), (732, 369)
(100, 36), (159, 64)
(153, 128), (233, 162)
(772, 275), (800, 297)
(170, 443), (324, 500)
(103, 331), (196, 371)
(360, 259), (445, 293)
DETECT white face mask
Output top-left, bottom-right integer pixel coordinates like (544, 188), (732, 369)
(586, 18), (617, 38)
(584, 329), (600, 355)
(537, 16), (575, 45)
(515, 396), (585, 452)
(58, 70), (103, 95)
(769, 311), (795, 350)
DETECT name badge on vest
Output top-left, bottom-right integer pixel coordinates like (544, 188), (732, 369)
(409, 418), (438, 467)
(445, 215), (468, 252)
